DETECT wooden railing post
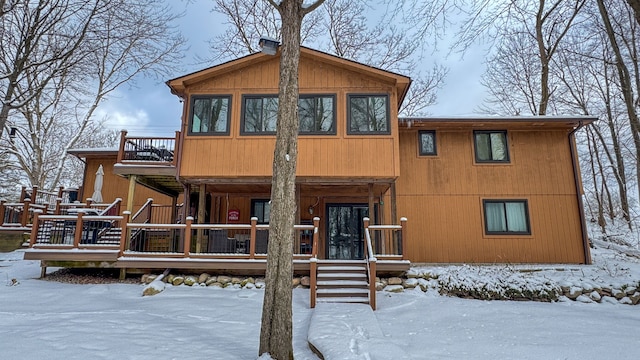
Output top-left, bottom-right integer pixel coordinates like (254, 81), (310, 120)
(86, 198), (93, 207)
(310, 216), (320, 309)
(363, 217), (370, 253)
(31, 186), (38, 203)
(0, 200), (5, 225)
(399, 217), (407, 259)
(119, 211), (131, 256)
(117, 130), (127, 163)
(249, 217), (257, 259)
(74, 211), (84, 248)
(57, 186), (64, 199)
(29, 210), (42, 247)
(21, 198), (31, 227)
(183, 216), (193, 257)
(20, 186), (27, 202)
(173, 130), (180, 166)
(55, 198), (62, 215)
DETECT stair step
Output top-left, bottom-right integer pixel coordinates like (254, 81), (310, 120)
(318, 288), (369, 295)
(317, 265), (366, 271)
(317, 280), (368, 287)
(316, 297), (369, 304)
(317, 272), (366, 279)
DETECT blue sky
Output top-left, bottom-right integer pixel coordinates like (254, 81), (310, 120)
(96, 0), (488, 138)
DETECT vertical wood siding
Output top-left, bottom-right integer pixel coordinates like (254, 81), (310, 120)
(84, 157), (173, 210)
(397, 129), (586, 264)
(179, 56), (400, 180)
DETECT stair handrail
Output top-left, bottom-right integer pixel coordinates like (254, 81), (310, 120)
(99, 198), (122, 216)
(363, 217), (377, 310)
(309, 216), (320, 308)
(131, 198), (154, 224)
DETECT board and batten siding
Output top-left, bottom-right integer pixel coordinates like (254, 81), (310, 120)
(396, 128), (587, 264)
(179, 55), (401, 180)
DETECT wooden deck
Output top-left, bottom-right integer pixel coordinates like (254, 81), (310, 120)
(24, 249), (409, 276)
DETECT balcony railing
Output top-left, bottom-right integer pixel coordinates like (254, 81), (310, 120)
(117, 130), (180, 166)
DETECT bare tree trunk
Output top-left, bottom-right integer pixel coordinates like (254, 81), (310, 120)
(260, 2), (325, 359)
(597, 0), (640, 219)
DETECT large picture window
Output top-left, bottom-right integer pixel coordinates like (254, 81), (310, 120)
(483, 200), (530, 235)
(474, 130), (509, 162)
(242, 96), (278, 134)
(347, 94), (390, 134)
(419, 130), (437, 156)
(251, 199), (270, 224)
(189, 95), (231, 135)
(299, 95), (335, 134)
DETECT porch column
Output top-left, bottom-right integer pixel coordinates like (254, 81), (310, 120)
(368, 183), (375, 224)
(126, 175), (137, 213)
(196, 184), (206, 253)
(390, 182), (397, 225)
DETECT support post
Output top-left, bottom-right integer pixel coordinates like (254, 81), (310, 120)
(368, 183), (375, 225)
(126, 175), (137, 213)
(55, 198), (62, 215)
(0, 200), (5, 225)
(399, 217), (407, 258)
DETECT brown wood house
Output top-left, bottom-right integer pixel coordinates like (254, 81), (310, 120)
(20, 46), (596, 307)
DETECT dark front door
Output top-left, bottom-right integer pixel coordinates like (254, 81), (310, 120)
(326, 204), (369, 260)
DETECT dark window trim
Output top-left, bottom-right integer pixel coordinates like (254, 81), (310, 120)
(298, 94), (337, 135)
(251, 199), (271, 224)
(482, 199), (531, 235)
(347, 93), (391, 135)
(187, 94), (232, 136)
(473, 130), (510, 163)
(418, 130), (437, 156)
(241, 94), (278, 136)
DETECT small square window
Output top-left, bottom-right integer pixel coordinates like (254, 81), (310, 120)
(419, 130), (437, 156)
(474, 130), (509, 163)
(347, 94), (390, 134)
(483, 199), (530, 235)
(189, 95), (231, 135)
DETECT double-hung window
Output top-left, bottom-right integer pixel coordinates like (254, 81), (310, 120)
(347, 94), (390, 134)
(474, 130), (509, 162)
(242, 95), (278, 134)
(483, 200), (530, 235)
(189, 95), (231, 135)
(299, 95), (335, 134)
(419, 130), (437, 156)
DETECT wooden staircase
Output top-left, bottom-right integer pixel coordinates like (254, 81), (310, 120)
(96, 227), (122, 245)
(315, 260), (370, 305)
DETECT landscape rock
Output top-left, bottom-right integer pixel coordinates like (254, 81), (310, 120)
(300, 276), (310, 287)
(217, 275), (231, 285)
(205, 277), (218, 286)
(387, 277), (403, 286)
(292, 277), (301, 287)
(172, 276), (184, 286)
(619, 297), (633, 305)
(403, 278), (418, 289)
(384, 285), (404, 293)
(183, 276), (197, 286)
(198, 273), (210, 284)
(567, 287), (582, 300)
(589, 291), (601, 302)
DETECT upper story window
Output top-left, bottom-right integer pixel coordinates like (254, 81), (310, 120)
(474, 130), (509, 163)
(242, 95), (278, 134)
(299, 95), (335, 134)
(419, 130), (437, 156)
(189, 95), (231, 135)
(347, 94), (390, 134)
(483, 199), (530, 235)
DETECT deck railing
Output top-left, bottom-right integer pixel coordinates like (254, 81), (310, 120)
(30, 211), (124, 248)
(365, 217), (407, 259)
(117, 130), (180, 166)
(114, 214), (319, 259)
(309, 217), (320, 308)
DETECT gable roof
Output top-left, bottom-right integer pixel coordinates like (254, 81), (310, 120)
(166, 47), (412, 107)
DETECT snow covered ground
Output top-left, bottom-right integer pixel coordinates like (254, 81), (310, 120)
(1, 228), (639, 359)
